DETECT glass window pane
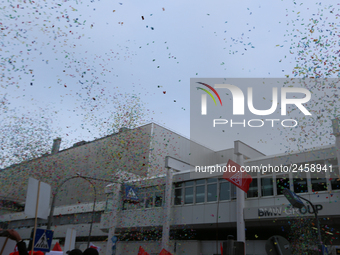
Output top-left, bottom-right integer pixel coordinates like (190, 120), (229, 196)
(138, 197), (145, 209)
(207, 183), (217, 202)
(276, 175), (290, 195)
(220, 182), (230, 201)
(196, 185), (205, 203)
(261, 178), (273, 196)
(247, 179), (258, 198)
(174, 188), (182, 205)
(207, 178), (217, 183)
(145, 196), (153, 208)
(174, 183), (182, 188)
(311, 178), (327, 191)
(185, 187), (194, 204)
(122, 201), (128, 210)
(330, 169), (340, 190)
(196, 179), (205, 185)
(293, 172), (308, 193)
(185, 181), (194, 186)
(106, 194), (113, 212)
(231, 183), (236, 200)
(154, 192), (163, 207)
(129, 203), (137, 210)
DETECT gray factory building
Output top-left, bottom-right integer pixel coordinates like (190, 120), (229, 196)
(1, 123), (340, 254)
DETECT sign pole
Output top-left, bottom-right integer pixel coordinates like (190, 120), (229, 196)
(236, 154), (245, 245)
(0, 237), (9, 255)
(31, 181), (41, 255)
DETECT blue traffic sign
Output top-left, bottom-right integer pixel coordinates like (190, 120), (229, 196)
(124, 185), (139, 202)
(33, 228), (54, 252)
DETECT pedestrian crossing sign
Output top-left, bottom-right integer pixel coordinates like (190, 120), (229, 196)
(124, 185), (139, 202)
(33, 229), (54, 252)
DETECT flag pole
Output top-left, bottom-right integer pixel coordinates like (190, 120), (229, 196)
(0, 237), (9, 255)
(236, 153), (245, 249)
(31, 181), (41, 255)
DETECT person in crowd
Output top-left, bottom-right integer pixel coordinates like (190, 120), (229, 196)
(4, 229), (78, 255)
(2, 229), (42, 255)
(68, 248), (83, 255)
(83, 248), (99, 255)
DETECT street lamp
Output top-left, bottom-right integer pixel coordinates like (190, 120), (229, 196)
(282, 188), (323, 255)
(46, 175), (115, 248)
(331, 118), (340, 174)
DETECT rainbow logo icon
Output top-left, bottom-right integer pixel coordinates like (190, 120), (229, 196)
(196, 82), (223, 106)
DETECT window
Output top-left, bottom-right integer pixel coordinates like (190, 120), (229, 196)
(184, 181), (194, 204)
(122, 200), (138, 210)
(105, 193), (114, 212)
(327, 159), (339, 191)
(122, 186), (164, 210)
(195, 179), (205, 203)
(310, 172), (327, 192)
(276, 174), (290, 195)
(207, 178), (217, 202)
(231, 182), (236, 200)
(138, 193), (145, 209)
(261, 177), (273, 196)
(174, 183), (183, 205)
(145, 190), (154, 208)
(247, 178), (258, 198)
(308, 160), (328, 192)
(330, 171), (340, 190)
(154, 192), (163, 207)
(219, 179), (230, 201)
(293, 172), (308, 193)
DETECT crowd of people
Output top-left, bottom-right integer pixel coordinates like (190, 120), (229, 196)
(1, 229), (99, 255)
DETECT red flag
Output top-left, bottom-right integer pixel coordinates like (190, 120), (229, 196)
(159, 249), (172, 255)
(220, 243), (223, 255)
(28, 251), (44, 255)
(223, 159), (252, 193)
(138, 246), (150, 255)
(89, 242), (101, 252)
(52, 242), (62, 251)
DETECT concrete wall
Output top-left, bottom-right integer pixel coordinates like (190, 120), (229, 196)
(171, 201), (237, 226)
(149, 123), (220, 176)
(0, 124), (152, 206)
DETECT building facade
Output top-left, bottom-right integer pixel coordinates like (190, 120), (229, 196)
(1, 123), (340, 254)
(100, 142), (340, 255)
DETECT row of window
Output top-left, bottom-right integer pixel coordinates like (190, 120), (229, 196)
(5, 212), (102, 229)
(173, 170), (340, 205)
(173, 178), (232, 205)
(115, 168), (340, 209)
(122, 186), (164, 210)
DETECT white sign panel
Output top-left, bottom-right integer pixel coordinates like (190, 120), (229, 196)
(24, 177), (51, 219)
(64, 229), (76, 254)
(0, 237), (16, 255)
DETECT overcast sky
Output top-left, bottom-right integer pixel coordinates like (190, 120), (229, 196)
(1, 0), (339, 156)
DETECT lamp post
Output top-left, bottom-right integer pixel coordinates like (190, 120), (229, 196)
(331, 118), (340, 173)
(46, 174), (115, 248)
(282, 188), (323, 255)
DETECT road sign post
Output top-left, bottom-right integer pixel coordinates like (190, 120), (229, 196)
(33, 229), (54, 253)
